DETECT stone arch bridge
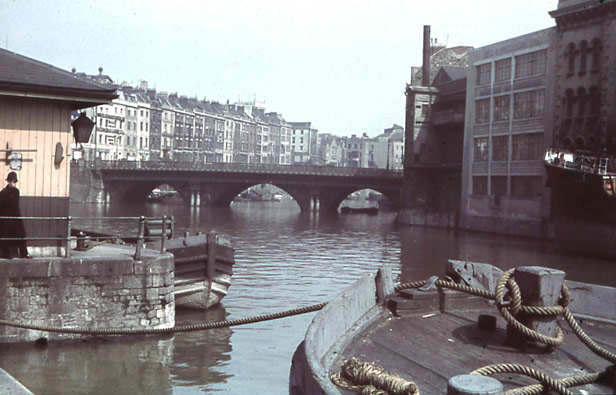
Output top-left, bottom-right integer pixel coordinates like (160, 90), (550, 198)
(83, 161), (402, 212)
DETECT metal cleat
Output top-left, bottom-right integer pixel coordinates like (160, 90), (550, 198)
(419, 276), (439, 291)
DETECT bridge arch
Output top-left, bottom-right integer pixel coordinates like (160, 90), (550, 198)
(318, 187), (399, 212)
(105, 180), (191, 205)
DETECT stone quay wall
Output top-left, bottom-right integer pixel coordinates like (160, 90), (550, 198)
(0, 250), (175, 343)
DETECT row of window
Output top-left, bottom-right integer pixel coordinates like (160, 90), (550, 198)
(474, 133), (543, 162)
(565, 39), (602, 75)
(472, 175), (542, 196)
(476, 89), (545, 123)
(477, 49), (547, 85)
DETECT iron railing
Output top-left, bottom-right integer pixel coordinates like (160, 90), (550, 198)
(0, 215), (173, 259)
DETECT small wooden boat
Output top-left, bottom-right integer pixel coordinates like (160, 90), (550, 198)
(340, 206), (378, 215)
(72, 224), (235, 310)
(146, 233), (234, 310)
(290, 261), (616, 394)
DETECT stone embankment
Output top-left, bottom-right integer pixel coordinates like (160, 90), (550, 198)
(0, 244), (174, 343)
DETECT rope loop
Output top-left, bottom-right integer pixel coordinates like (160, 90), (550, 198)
(495, 269), (564, 347)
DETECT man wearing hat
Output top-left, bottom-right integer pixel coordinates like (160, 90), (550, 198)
(0, 171), (31, 259)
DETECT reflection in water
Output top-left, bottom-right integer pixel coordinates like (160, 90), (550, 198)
(0, 336), (175, 394)
(0, 306), (233, 394)
(0, 200), (613, 393)
(171, 305), (232, 390)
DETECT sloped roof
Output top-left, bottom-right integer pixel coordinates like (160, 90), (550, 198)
(0, 48), (117, 107)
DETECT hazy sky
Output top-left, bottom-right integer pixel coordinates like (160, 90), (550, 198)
(1, 0), (556, 136)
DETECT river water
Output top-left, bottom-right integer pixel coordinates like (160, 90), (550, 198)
(0, 198), (614, 394)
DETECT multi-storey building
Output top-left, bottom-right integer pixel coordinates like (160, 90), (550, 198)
(267, 112), (292, 165)
(148, 91), (163, 160)
(318, 133), (345, 166)
(460, 28), (555, 238)
(374, 124), (404, 170)
(159, 93), (175, 160)
(135, 90), (151, 161)
(290, 122), (318, 164)
(549, 0), (615, 153)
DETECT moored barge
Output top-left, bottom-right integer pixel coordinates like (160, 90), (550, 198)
(290, 260), (616, 394)
(544, 148), (616, 259)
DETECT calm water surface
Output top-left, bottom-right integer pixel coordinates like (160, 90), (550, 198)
(0, 199), (614, 394)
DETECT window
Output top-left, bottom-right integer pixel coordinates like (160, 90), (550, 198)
(492, 135), (509, 161)
(515, 50), (547, 78)
(477, 63), (491, 85)
(473, 176), (488, 195)
(514, 89), (545, 119)
(566, 43), (576, 74)
(476, 99), (490, 123)
(474, 138), (489, 162)
(579, 40), (589, 73)
(491, 176), (507, 196)
(591, 38), (602, 70)
(495, 59), (511, 82)
(493, 95), (510, 121)
(512, 133), (543, 160)
(511, 176), (542, 196)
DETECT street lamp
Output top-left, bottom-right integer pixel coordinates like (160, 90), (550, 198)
(71, 112), (95, 143)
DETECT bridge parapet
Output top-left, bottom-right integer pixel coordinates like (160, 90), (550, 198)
(85, 160), (403, 179)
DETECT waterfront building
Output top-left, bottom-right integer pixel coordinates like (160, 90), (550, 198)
(148, 92), (163, 160)
(399, 25), (472, 227)
(549, 0), (615, 153)
(160, 93), (175, 160)
(121, 86), (140, 161)
(135, 87), (151, 162)
(460, 28), (555, 238)
(0, 48), (116, 254)
(342, 133), (372, 168)
(290, 122), (318, 164)
(318, 133), (345, 166)
(374, 124), (405, 170)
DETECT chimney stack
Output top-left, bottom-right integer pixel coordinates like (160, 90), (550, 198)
(422, 25), (431, 87)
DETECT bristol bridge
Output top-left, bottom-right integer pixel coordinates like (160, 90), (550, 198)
(77, 161), (403, 212)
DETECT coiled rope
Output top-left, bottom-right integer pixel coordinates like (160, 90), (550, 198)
(331, 358), (419, 395)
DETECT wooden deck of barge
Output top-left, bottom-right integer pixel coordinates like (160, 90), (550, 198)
(334, 292), (616, 394)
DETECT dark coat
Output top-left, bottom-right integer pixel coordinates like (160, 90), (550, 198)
(0, 185), (26, 244)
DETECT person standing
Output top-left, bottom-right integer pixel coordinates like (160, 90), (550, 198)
(0, 171), (31, 259)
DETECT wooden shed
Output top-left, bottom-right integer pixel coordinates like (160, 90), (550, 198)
(0, 48), (117, 256)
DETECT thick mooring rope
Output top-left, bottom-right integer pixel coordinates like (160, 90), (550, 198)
(0, 303), (326, 335)
(472, 364), (573, 395)
(505, 372), (603, 395)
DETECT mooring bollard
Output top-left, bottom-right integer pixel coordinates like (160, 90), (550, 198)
(134, 216), (145, 261)
(507, 266), (566, 350)
(65, 216), (72, 258)
(447, 374), (504, 395)
(160, 216), (167, 253)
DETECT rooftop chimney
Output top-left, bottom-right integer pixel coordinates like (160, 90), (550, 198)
(422, 25), (431, 87)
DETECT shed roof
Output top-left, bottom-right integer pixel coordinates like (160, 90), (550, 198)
(0, 48), (117, 108)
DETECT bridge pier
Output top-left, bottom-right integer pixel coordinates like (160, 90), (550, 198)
(310, 196), (320, 211)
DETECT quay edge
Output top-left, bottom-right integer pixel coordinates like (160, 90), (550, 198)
(0, 243), (175, 343)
